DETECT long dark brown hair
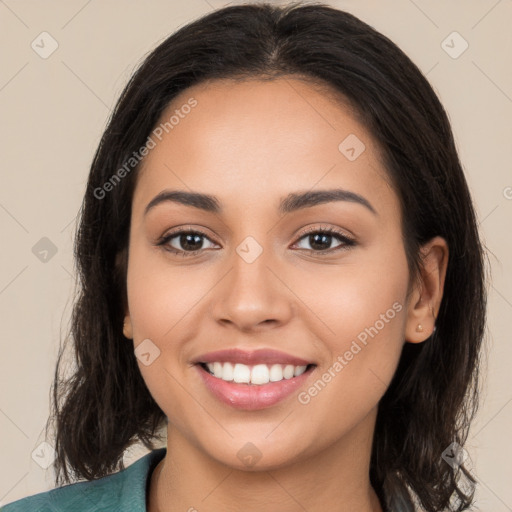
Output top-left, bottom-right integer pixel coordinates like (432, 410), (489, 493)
(45, 3), (489, 511)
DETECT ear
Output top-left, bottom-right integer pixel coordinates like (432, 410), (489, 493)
(123, 312), (133, 340)
(115, 247), (132, 340)
(405, 236), (449, 343)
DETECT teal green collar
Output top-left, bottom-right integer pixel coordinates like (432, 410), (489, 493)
(2, 448), (167, 512)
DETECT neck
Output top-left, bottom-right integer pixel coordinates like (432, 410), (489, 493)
(149, 409), (383, 512)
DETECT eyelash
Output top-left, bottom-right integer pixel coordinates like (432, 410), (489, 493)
(156, 225), (356, 258)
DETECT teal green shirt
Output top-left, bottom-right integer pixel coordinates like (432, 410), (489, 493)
(2, 447), (413, 511)
(1, 448), (166, 512)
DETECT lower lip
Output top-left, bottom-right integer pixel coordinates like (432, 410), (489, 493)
(195, 364), (315, 410)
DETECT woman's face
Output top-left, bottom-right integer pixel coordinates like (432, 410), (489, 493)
(123, 77), (435, 470)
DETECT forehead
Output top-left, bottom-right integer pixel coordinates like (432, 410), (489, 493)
(133, 77), (398, 219)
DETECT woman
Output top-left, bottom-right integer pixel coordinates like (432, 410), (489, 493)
(2, 2), (487, 511)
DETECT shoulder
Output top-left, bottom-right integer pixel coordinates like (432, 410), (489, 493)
(1, 448), (166, 512)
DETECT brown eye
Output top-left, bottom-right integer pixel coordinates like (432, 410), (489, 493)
(293, 226), (356, 255)
(157, 229), (217, 257)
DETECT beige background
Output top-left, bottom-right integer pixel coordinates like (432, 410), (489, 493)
(0, 0), (511, 510)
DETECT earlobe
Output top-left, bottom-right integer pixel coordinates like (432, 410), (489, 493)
(123, 315), (133, 339)
(404, 236), (449, 344)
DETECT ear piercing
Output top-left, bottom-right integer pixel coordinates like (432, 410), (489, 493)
(416, 324), (437, 334)
(415, 305), (437, 335)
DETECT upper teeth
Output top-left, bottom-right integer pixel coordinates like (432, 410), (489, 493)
(204, 362), (308, 385)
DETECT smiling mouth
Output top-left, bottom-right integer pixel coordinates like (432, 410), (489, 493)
(198, 361), (316, 386)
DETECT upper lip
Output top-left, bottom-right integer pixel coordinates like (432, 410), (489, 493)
(192, 348), (314, 366)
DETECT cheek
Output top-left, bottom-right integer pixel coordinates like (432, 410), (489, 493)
(295, 295), (406, 442)
(126, 244), (211, 340)
(125, 247), (203, 428)
(291, 244), (409, 412)
(291, 243), (409, 350)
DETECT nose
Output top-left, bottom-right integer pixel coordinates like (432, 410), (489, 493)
(212, 246), (294, 333)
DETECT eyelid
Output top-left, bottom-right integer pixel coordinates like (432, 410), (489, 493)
(156, 226), (217, 253)
(296, 224), (355, 242)
(156, 224), (357, 256)
(291, 225), (356, 255)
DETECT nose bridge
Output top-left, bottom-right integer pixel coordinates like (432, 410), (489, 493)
(213, 234), (292, 330)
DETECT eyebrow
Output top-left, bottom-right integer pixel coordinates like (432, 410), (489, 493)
(144, 188), (378, 217)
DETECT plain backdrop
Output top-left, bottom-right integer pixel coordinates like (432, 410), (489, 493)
(0, 0), (511, 510)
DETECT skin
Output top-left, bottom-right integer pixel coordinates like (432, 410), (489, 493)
(122, 77), (449, 512)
